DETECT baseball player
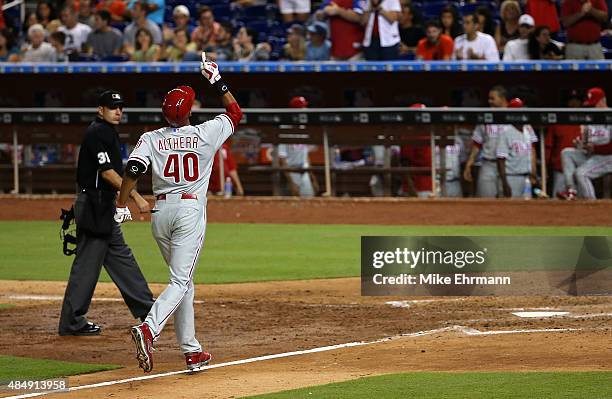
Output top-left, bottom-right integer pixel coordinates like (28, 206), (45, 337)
(436, 138), (464, 197)
(278, 96), (319, 197)
(545, 90), (582, 198)
(558, 88), (611, 200)
(496, 119), (538, 198)
(116, 53), (242, 373)
(463, 86), (509, 197)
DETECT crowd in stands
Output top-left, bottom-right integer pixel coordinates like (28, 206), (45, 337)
(0, 0), (611, 62)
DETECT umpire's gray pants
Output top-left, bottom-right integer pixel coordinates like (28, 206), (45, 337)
(476, 160), (500, 198)
(59, 193), (154, 334)
(576, 155), (612, 199)
(145, 195), (207, 354)
(561, 148), (587, 191)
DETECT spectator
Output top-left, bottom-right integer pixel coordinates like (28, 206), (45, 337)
(526, 0), (561, 35)
(0, 29), (19, 61)
(439, 5), (463, 39)
(475, 6), (496, 37)
(398, 2), (425, 57)
(59, 5), (92, 54)
(76, 0), (96, 28)
(315, 0), (364, 61)
(232, 26), (271, 61)
(453, 14), (500, 61)
(127, 0), (164, 26)
(95, 0), (128, 23)
(36, 1), (58, 29)
(561, 0), (608, 60)
(191, 6), (220, 51)
(204, 22), (234, 61)
(279, 0), (311, 23)
(283, 23), (306, 61)
(46, 19), (62, 34)
(22, 24), (56, 62)
(86, 9), (122, 59)
(0, 0), (4, 30)
(130, 27), (160, 61)
(123, 1), (162, 52)
(22, 12), (40, 42)
(545, 90), (583, 197)
(361, 0), (402, 60)
(416, 20), (453, 60)
(49, 31), (68, 61)
(162, 5), (193, 44)
(503, 14), (535, 61)
(495, 0), (521, 53)
(306, 21), (331, 61)
(528, 25), (564, 59)
(164, 27), (197, 61)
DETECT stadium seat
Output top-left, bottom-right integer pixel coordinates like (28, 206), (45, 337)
(421, 1), (456, 21)
(243, 5), (268, 19)
(601, 35), (612, 51)
(459, 1), (495, 16)
(211, 4), (233, 22)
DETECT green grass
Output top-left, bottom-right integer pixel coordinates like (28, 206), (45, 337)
(0, 355), (120, 382)
(244, 371), (612, 399)
(0, 222), (610, 284)
(0, 304), (15, 309)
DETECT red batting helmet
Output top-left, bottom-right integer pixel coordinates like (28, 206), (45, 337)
(162, 85), (196, 126)
(289, 96), (308, 108)
(409, 103), (426, 108)
(508, 98), (524, 108)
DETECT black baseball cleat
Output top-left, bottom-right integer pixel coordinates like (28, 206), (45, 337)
(59, 322), (102, 336)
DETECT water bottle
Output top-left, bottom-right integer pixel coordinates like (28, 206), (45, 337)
(224, 177), (233, 198)
(333, 146), (341, 168)
(522, 177), (532, 200)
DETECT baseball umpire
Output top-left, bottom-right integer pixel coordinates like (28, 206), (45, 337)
(58, 90), (154, 336)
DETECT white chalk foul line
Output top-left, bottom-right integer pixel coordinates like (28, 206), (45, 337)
(1, 325), (576, 399)
(1, 295), (204, 304)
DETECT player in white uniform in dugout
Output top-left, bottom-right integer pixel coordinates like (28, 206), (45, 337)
(115, 53), (243, 373)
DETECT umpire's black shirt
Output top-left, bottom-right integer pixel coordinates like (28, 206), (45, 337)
(77, 117), (123, 191)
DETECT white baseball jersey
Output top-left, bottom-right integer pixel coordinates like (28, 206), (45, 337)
(583, 125), (611, 145)
(128, 114), (234, 196)
(472, 124), (506, 160)
(496, 124), (538, 175)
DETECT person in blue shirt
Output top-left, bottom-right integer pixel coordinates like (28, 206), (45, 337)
(0, 29), (20, 62)
(305, 21), (331, 61)
(128, 0), (164, 26)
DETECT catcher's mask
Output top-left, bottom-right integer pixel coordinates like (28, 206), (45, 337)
(60, 207), (77, 256)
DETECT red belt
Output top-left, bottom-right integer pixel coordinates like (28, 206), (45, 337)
(156, 193), (198, 200)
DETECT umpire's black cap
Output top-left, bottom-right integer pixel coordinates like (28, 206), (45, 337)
(98, 90), (125, 108)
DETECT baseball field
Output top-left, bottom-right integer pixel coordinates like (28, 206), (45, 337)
(0, 196), (611, 399)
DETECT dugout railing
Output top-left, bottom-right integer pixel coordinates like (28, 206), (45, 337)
(1, 107), (611, 197)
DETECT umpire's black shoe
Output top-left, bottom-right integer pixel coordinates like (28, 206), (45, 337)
(59, 322), (102, 336)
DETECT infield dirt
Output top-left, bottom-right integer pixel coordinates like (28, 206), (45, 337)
(0, 197), (610, 399)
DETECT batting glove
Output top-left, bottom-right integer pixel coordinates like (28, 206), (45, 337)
(200, 52), (221, 84)
(114, 206), (132, 224)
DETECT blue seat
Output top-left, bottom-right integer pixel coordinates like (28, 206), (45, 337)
(422, 1), (455, 21)
(243, 5), (268, 19)
(211, 4), (233, 21)
(601, 35), (612, 50)
(459, 1), (495, 16)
